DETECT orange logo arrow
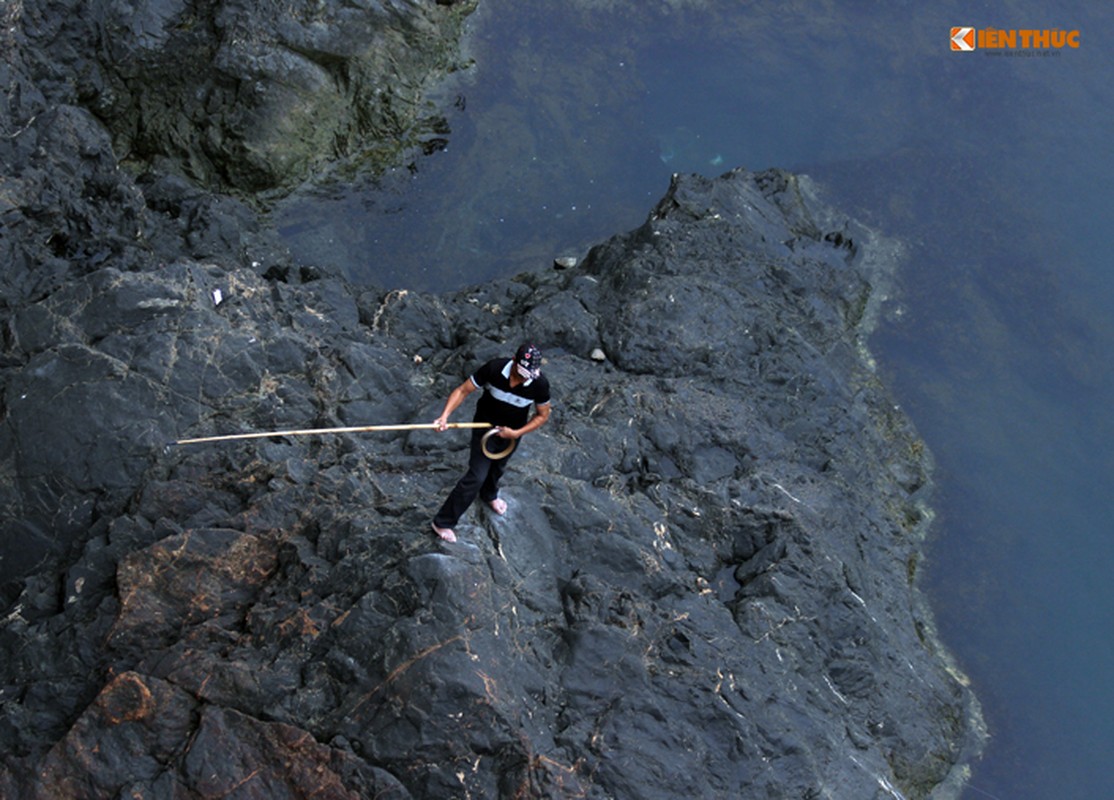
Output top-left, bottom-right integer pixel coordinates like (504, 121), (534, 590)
(951, 27), (976, 51)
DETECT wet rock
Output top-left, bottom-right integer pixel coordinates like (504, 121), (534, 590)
(0, 7), (983, 799)
(0, 164), (982, 798)
(17, 670), (409, 800)
(15, 0), (478, 194)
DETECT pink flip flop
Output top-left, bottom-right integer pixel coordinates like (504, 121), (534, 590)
(487, 498), (507, 515)
(431, 522), (457, 543)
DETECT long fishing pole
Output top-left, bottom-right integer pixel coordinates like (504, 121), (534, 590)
(169, 422), (492, 447)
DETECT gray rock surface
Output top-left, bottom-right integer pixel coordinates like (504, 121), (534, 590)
(15, 0), (475, 193)
(0, 2), (983, 798)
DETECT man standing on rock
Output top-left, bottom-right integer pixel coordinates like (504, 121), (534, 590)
(431, 344), (551, 543)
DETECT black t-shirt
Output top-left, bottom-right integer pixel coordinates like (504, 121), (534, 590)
(470, 358), (551, 428)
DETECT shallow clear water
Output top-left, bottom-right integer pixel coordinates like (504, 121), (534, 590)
(274, 3), (1114, 797)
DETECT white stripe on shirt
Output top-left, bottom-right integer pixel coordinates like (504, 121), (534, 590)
(488, 385), (535, 408)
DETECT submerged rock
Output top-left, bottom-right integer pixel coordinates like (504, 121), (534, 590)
(0, 5), (983, 799)
(14, 0), (477, 193)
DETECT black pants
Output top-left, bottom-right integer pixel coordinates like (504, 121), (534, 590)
(433, 428), (514, 528)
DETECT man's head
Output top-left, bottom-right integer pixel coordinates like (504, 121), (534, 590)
(515, 343), (542, 380)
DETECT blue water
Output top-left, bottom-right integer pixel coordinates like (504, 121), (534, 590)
(274, 3), (1114, 797)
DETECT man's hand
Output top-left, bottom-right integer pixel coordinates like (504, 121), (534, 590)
(435, 379), (477, 432)
(494, 426), (522, 440)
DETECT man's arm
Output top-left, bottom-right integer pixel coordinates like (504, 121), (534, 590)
(499, 402), (551, 440)
(435, 379), (478, 431)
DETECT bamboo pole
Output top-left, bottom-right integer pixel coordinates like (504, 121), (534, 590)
(169, 421), (491, 447)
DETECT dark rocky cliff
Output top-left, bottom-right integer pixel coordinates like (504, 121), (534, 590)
(0, 1), (982, 797)
(13, 0), (475, 194)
